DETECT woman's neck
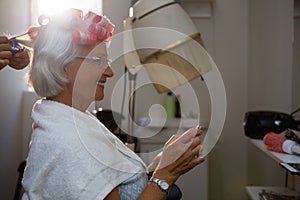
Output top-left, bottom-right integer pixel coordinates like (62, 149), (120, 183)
(47, 91), (89, 113)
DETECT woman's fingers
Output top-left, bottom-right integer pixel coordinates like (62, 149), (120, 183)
(190, 135), (201, 149)
(193, 154), (205, 165)
(191, 142), (202, 157)
(171, 128), (197, 145)
(196, 125), (204, 136)
(165, 134), (180, 146)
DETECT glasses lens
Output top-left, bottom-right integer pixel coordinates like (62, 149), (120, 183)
(100, 57), (107, 67)
(100, 57), (111, 67)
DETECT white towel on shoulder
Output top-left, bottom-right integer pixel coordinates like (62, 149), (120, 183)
(22, 99), (147, 200)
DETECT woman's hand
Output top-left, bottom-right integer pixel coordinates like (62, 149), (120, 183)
(147, 151), (162, 173)
(0, 36), (30, 70)
(148, 135), (180, 172)
(152, 127), (205, 185)
(147, 134), (181, 173)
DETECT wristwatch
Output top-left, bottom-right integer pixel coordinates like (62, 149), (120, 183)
(149, 177), (170, 193)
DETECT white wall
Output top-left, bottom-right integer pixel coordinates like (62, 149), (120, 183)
(208, 0), (249, 199)
(248, 0), (293, 112)
(0, 1), (30, 199)
(247, 0), (300, 194)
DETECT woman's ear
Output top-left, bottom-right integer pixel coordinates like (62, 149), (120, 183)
(63, 60), (81, 83)
(63, 64), (72, 81)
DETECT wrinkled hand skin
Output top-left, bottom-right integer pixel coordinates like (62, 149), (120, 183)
(152, 128), (205, 185)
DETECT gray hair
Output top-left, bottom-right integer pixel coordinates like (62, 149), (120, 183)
(28, 9), (114, 97)
(28, 14), (79, 97)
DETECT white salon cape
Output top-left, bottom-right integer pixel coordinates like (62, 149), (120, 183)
(22, 99), (147, 200)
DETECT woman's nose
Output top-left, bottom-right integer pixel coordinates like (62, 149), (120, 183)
(105, 66), (114, 78)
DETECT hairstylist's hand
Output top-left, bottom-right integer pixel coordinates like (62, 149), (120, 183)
(0, 36), (12, 70)
(0, 36), (30, 70)
(152, 128), (205, 185)
(9, 47), (30, 70)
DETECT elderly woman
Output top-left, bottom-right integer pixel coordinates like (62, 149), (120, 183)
(22, 8), (205, 200)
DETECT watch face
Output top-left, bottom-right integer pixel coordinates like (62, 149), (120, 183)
(160, 181), (169, 190)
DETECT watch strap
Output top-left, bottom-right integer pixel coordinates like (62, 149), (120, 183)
(149, 177), (169, 193)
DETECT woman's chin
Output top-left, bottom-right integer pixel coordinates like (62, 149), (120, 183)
(95, 96), (104, 101)
(95, 85), (105, 100)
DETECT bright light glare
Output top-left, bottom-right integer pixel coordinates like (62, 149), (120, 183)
(37, 0), (102, 16)
(129, 7), (133, 17)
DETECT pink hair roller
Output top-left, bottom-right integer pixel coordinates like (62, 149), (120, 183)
(72, 30), (97, 46)
(95, 22), (114, 41)
(84, 11), (102, 23)
(70, 9), (115, 45)
(87, 19), (115, 42)
(87, 23), (110, 42)
(95, 26), (110, 41)
(98, 17), (115, 34)
(88, 23), (96, 34)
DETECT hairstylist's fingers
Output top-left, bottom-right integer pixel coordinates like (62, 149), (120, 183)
(9, 48), (30, 70)
(0, 38), (13, 60)
(0, 36), (9, 43)
(12, 49), (29, 60)
(0, 36), (11, 52)
(0, 50), (12, 59)
(0, 59), (9, 69)
(0, 43), (11, 51)
(14, 51), (25, 58)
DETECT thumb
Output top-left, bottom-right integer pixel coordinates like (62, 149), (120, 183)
(0, 59), (9, 69)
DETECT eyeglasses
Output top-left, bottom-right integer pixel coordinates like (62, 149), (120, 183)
(75, 55), (112, 67)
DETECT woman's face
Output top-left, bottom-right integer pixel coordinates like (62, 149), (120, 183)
(64, 42), (113, 110)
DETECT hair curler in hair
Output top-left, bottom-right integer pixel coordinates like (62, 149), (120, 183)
(98, 16), (115, 35)
(85, 14), (115, 42)
(72, 30), (97, 46)
(71, 10), (115, 45)
(263, 132), (300, 155)
(95, 25), (111, 41)
(84, 11), (102, 23)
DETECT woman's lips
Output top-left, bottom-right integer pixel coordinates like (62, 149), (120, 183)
(97, 80), (105, 86)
